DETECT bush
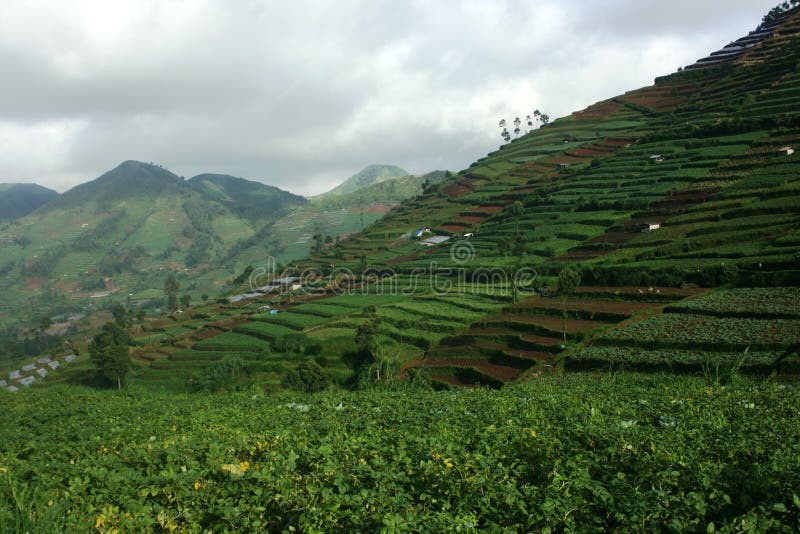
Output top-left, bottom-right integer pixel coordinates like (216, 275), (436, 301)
(281, 361), (330, 393)
(192, 356), (246, 393)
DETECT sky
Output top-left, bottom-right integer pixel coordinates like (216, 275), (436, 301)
(0, 0), (782, 197)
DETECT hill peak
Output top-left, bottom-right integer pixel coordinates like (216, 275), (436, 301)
(316, 164), (409, 198)
(0, 183), (58, 220)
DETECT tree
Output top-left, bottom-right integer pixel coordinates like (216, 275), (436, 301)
(201, 293), (209, 302)
(281, 361), (329, 393)
(164, 274), (179, 312)
(89, 322), (132, 389)
(111, 304), (130, 328)
(180, 294), (191, 309)
(38, 315), (52, 333)
(513, 117), (521, 137)
(499, 119), (511, 143)
(558, 266), (581, 344)
(312, 233), (323, 254)
(354, 307), (382, 379)
(193, 355), (246, 392)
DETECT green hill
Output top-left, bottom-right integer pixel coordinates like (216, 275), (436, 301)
(129, 5), (800, 391)
(315, 164), (409, 197)
(0, 183), (58, 221)
(0, 161), (306, 327)
(188, 173), (305, 221)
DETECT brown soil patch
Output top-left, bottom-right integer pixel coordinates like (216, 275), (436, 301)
(193, 328), (225, 341)
(441, 224), (470, 234)
(477, 205), (504, 213)
(25, 277), (47, 291)
(467, 329), (561, 346)
(572, 99), (619, 120)
(454, 215), (484, 224)
(387, 253), (421, 265)
(442, 181), (474, 199)
(365, 203), (394, 214)
(422, 358), (524, 382)
(472, 341), (552, 361)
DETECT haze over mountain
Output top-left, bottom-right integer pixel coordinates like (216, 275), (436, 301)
(0, 183), (58, 220)
(314, 165), (410, 198)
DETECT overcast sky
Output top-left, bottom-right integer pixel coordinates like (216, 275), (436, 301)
(0, 0), (781, 196)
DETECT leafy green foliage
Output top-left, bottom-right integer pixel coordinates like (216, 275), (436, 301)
(192, 355), (247, 393)
(1, 375), (798, 531)
(281, 361), (330, 393)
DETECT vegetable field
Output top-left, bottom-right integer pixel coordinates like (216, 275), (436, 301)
(2, 375), (799, 532)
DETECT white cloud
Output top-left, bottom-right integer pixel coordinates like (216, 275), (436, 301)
(0, 0), (782, 195)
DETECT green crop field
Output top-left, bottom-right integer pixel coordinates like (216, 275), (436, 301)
(2, 375), (799, 532)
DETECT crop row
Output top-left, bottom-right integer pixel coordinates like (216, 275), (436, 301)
(665, 287), (800, 318)
(249, 311), (329, 330)
(599, 314), (800, 350)
(193, 332), (273, 352)
(565, 346), (782, 372)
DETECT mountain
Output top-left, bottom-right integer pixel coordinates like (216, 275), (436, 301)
(188, 173), (305, 221)
(47, 160), (184, 209)
(0, 183), (58, 220)
(0, 161), (306, 326)
(315, 164), (409, 197)
(124, 5), (800, 392)
(310, 171), (450, 210)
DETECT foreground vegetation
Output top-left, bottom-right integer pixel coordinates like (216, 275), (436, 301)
(1, 374), (799, 532)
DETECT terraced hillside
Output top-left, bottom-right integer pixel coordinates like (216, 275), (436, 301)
(24, 6), (800, 392)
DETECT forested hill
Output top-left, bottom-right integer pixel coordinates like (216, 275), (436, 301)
(0, 183), (58, 221)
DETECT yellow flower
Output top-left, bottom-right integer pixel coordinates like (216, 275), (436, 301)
(529, 429), (537, 439)
(193, 480), (204, 490)
(444, 460), (454, 469)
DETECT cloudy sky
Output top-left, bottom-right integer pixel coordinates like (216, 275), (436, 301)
(0, 0), (781, 196)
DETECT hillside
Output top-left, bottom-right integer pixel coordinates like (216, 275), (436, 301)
(188, 173), (305, 221)
(0, 161), (306, 327)
(314, 164), (409, 197)
(111, 5), (800, 392)
(0, 183), (58, 221)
